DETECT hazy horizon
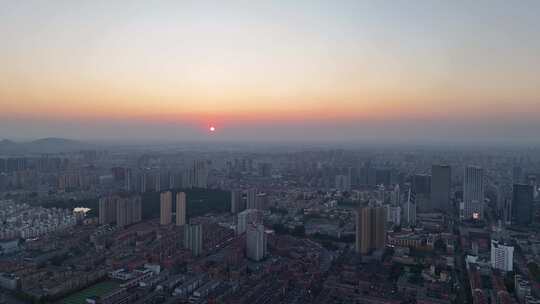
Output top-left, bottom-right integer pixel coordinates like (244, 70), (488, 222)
(2, 0), (540, 142)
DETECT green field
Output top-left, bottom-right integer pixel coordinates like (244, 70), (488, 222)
(62, 281), (119, 304)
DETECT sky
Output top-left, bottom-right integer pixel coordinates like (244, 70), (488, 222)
(1, 0), (539, 143)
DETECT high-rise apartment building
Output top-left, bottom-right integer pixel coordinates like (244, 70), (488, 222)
(184, 223), (203, 257)
(176, 192), (186, 226)
(99, 196), (117, 225)
(99, 194), (141, 227)
(491, 240), (514, 272)
(160, 191), (173, 225)
(194, 160), (209, 188)
(154, 173), (161, 192)
(246, 188), (257, 210)
(237, 209), (263, 235)
(246, 224), (266, 261)
(116, 198), (128, 228)
(355, 206), (386, 255)
(463, 166), (484, 219)
(139, 171), (147, 193)
(125, 168), (132, 192)
(230, 189), (243, 214)
(168, 171), (175, 189)
(431, 165), (451, 212)
(182, 160), (209, 189)
(116, 196), (142, 228)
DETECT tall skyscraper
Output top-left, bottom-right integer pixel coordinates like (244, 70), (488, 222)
(246, 224), (267, 261)
(176, 192), (186, 226)
(463, 166), (484, 219)
(512, 184), (533, 226)
(246, 188), (257, 210)
(413, 173), (431, 212)
(491, 240), (514, 272)
(431, 165), (451, 212)
(184, 223), (203, 257)
(355, 206), (386, 255)
(160, 191), (173, 225)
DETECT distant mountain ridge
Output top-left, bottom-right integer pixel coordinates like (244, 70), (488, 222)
(0, 137), (91, 154)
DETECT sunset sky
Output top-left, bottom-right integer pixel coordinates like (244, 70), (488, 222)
(1, 0), (539, 142)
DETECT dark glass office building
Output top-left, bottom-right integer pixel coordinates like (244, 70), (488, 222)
(512, 184), (533, 225)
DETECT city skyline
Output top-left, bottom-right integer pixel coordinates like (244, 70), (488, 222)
(1, 1), (540, 142)
(3, 2), (540, 302)
(1, 141), (540, 303)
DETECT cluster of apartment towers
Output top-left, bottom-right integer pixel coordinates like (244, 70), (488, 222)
(158, 191), (203, 258)
(99, 189), (267, 261)
(161, 190), (266, 261)
(354, 164), (535, 256)
(352, 165), (467, 256)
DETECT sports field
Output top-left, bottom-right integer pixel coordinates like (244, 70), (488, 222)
(62, 281), (119, 304)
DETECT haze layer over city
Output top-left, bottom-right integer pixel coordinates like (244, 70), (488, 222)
(1, 1), (540, 304)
